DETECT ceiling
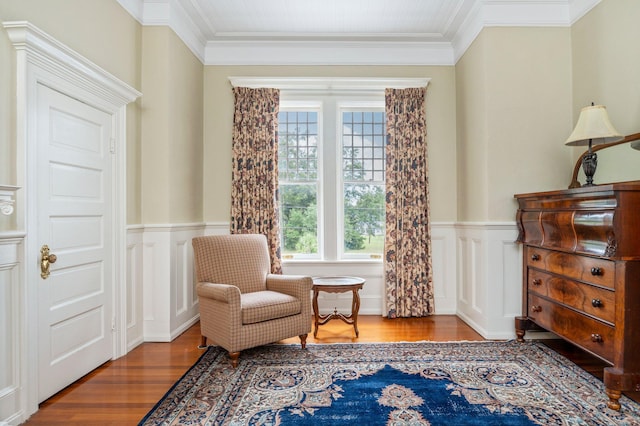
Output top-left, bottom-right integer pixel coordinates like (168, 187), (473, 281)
(116, 0), (600, 65)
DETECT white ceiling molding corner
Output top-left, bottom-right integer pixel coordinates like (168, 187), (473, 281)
(451, 0), (484, 64)
(228, 76), (431, 96)
(129, 0), (207, 63)
(569, 0), (602, 25)
(116, 0), (144, 22)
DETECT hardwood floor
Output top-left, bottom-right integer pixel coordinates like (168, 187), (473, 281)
(24, 315), (639, 425)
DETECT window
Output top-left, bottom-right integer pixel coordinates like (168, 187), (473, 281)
(341, 110), (386, 256)
(229, 76), (429, 261)
(278, 97), (385, 260)
(278, 110), (320, 256)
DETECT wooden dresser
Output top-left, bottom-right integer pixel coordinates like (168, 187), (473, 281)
(514, 182), (640, 410)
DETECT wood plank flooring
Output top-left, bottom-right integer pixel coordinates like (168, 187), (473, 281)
(23, 315), (639, 425)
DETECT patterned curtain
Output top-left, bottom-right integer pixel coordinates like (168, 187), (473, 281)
(384, 87), (434, 317)
(230, 87), (282, 274)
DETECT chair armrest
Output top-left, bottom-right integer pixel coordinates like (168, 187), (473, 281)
(196, 282), (241, 306)
(266, 274), (312, 300)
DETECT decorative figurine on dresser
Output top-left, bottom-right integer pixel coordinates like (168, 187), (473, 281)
(514, 181), (640, 411)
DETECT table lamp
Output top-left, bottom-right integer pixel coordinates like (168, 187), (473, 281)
(565, 103), (623, 186)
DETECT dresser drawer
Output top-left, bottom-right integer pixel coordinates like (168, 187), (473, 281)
(526, 247), (614, 289)
(528, 294), (614, 362)
(527, 269), (615, 324)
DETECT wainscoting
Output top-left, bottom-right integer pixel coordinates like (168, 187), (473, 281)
(0, 234), (25, 425)
(124, 221), (522, 347)
(126, 224), (202, 347)
(454, 223), (523, 339)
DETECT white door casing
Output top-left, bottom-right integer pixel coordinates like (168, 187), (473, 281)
(36, 85), (114, 402)
(4, 21), (140, 420)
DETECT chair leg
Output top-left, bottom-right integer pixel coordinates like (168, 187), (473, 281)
(229, 352), (240, 368)
(198, 335), (207, 349)
(299, 333), (308, 349)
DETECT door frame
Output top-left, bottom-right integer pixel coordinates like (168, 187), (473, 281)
(5, 21), (140, 417)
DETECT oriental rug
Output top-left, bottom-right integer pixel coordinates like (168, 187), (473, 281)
(139, 341), (640, 425)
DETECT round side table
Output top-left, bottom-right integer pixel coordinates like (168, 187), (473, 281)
(312, 276), (365, 338)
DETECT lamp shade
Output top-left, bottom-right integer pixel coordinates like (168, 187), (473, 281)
(565, 104), (623, 146)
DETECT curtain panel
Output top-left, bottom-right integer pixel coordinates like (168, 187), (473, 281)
(230, 87), (282, 274)
(384, 87), (434, 318)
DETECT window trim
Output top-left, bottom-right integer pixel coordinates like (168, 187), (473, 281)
(229, 76), (430, 96)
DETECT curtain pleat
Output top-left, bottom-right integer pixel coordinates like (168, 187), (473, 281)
(230, 87), (282, 274)
(384, 87), (434, 317)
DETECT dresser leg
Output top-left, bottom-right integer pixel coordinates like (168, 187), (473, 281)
(514, 317), (528, 343)
(605, 388), (621, 411)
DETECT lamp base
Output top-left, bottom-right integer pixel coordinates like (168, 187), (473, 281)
(582, 152), (598, 186)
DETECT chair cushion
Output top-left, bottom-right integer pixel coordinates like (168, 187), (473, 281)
(241, 291), (301, 325)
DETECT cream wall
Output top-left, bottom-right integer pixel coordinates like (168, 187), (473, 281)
(456, 27), (573, 222)
(140, 26), (204, 224)
(570, 0), (640, 185)
(203, 65), (457, 224)
(0, 0), (144, 225)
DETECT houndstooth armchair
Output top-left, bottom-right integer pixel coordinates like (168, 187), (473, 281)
(192, 234), (312, 367)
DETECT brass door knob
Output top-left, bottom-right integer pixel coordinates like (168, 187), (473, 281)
(40, 245), (57, 279)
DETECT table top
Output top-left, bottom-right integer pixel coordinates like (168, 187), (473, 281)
(312, 276), (365, 287)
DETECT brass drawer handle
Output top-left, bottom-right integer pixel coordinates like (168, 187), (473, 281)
(591, 299), (603, 308)
(531, 254), (541, 261)
(591, 333), (603, 343)
(532, 279), (542, 286)
(591, 267), (603, 276)
(531, 305), (542, 313)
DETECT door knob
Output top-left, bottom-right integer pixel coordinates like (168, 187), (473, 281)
(40, 244), (57, 279)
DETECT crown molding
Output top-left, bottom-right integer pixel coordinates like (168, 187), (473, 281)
(207, 41), (454, 66)
(122, 0), (207, 63)
(117, 0), (601, 66)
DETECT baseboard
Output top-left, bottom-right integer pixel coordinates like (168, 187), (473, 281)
(170, 314), (200, 341)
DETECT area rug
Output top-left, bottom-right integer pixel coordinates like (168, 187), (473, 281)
(139, 341), (640, 425)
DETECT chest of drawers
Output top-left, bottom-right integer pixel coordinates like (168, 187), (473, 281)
(514, 182), (640, 411)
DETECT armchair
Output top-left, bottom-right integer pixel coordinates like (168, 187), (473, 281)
(192, 234), (312, 367)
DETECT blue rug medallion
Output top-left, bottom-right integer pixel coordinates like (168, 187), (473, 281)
(271, 364), (538, 425)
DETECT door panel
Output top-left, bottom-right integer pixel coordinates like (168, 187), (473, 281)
(37, 84), (114, 402)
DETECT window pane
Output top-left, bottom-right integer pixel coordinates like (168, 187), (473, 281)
(342, 109), (386, 256)
(343, 183), (385, 254)
(280, 184), (318, 255)
(279, 110), (319, 256)
(278, 111), (318, 181)
(342, 110), (386, 184)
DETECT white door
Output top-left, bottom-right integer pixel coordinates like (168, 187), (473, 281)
(36, 84), (115, 402)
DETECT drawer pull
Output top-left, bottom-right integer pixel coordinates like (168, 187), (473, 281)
(531, 305), (542, 313)
(591, 333), (603, 343)
(531, 254), (541, 261)
(591, 267), (603, 276)
(532, 279), (542, 286)
(591, 299), (603, 308)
